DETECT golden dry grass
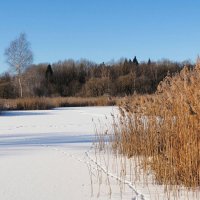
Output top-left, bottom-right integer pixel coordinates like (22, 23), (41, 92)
(110, 59), (200, 191)
(0, 96), (118, 110)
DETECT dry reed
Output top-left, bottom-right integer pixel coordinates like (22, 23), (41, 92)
(0, 96), (118, 110)
(95, 59), (200, 199)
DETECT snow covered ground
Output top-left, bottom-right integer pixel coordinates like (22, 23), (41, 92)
(0, 107), (199, 200)
(0, 107), (135, 200)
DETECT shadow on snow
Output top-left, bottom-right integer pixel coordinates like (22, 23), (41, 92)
(1, 111), (51, 117)
(0, 133), (109, 147)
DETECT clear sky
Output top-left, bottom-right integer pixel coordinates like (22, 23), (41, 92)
(0, 0), (200, 73)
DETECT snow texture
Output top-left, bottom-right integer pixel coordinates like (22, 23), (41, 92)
(0, 107), (199, 200)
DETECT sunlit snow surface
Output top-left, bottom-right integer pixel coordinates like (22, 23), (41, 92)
(0, 107), (133, 200)
(0, 107), (199, 200)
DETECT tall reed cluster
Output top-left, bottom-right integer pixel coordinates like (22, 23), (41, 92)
(113, 59), (200, 189)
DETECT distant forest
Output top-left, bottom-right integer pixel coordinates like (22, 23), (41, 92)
(0, 57), (193, 98)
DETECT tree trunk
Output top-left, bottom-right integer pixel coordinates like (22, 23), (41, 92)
(18, 77), (23, 98)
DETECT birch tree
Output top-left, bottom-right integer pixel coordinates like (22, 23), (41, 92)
(5, 33), (33, 97)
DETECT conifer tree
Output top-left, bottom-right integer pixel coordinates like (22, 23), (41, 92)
(45, 64), (53, 81)
(148, 58), (151, 65)
(133, 56), (139, 66)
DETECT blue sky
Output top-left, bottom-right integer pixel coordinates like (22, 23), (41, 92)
(0, 0), (200, 73)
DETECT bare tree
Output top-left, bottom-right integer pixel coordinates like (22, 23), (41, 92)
(5, 33), (33, 97)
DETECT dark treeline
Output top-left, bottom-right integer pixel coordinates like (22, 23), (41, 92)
(0, 57), (192, 98)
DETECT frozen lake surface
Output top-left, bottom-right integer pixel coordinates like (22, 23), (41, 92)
(0, 106), (199, 200)
(0, 106), (134, 200)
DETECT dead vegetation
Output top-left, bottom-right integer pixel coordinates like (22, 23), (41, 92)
(114, 58), (200, 189)
(0, 96), (118, 110)
(95, 59), (200, 198)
